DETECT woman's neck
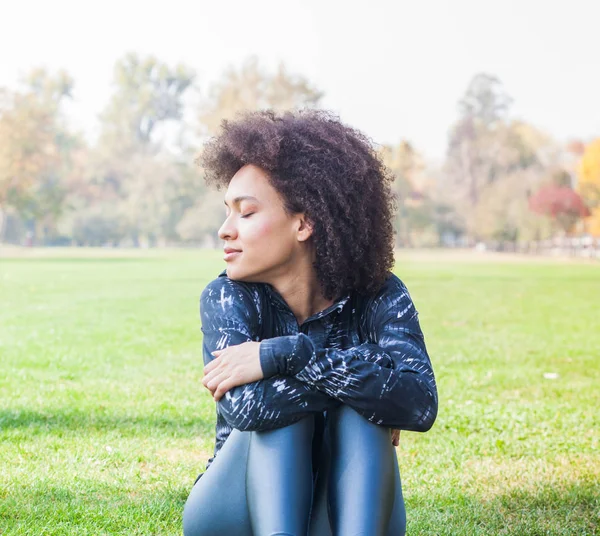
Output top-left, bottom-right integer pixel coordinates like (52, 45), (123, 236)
(268, 261), (333, 327)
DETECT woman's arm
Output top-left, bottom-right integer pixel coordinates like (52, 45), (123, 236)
(200, 276), (340, 432)
(258, 274), (438, 432)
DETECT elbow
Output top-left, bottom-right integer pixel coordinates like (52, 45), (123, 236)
(411, 391), (438, 432)
(215, 385), (266, 432)
(409, 376), (438, 432)
(387, 387), (438, 432)
(413, 403), (437, 432)
(395, 405), (436, 433)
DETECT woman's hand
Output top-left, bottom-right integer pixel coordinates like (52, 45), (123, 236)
(202, 341), (264, 402)
(203, 341), (402, 446)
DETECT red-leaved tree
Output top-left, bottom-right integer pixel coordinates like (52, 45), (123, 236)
(528, 185), (590, 233)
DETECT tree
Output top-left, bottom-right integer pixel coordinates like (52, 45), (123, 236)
(176, 189), (224, 245)
(0, 69), (76, 243)
(444, 73), (516, 240)
(197, 56), (323, 137)
(577, 138), (600, 236)
(458, 73), (513, 126)
(528, 185), (590, 234)
(85, 53), (196, 245)
(99, 53), (194, 152)
(444, 73), (562, 243)
(380, 141), (437, 246)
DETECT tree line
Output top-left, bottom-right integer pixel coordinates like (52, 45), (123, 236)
(1, 54), (598, 248)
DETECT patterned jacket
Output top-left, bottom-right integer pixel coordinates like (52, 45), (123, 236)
(198, 268), (438, 474)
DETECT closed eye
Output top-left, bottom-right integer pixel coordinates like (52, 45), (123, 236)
(241, 213), (254, 219)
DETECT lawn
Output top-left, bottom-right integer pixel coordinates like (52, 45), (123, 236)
(1, 248), (598, 535)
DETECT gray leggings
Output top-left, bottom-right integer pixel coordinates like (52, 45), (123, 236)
(183, 404), (406, 535)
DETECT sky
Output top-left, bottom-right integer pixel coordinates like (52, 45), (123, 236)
(1, 0), (598, 161)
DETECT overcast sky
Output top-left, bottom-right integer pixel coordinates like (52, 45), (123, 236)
(1, 0), (598, 160)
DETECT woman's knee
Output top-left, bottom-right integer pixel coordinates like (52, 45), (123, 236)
(325, 405), (399, 535)
(247, 415), (316, 476)
(253, 413), (315, 442)
(328, 404), (392, 446)
(246, 416), (317, 535)
(246, 413), (317, 487)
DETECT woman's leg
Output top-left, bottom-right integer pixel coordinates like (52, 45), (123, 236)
(182, 428), (253, 536)
(308, 405), (406, 536)
(246, 414), (316, 535)
(183, 408), (405, 536)
(184, 414), (318, 536)
(385, 451), (406, 536)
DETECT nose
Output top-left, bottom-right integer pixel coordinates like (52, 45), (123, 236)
(218, 214), (237, 241)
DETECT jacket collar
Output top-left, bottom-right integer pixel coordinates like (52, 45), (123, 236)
(218, 269), (350, 323)
(264, 283), (351, 324)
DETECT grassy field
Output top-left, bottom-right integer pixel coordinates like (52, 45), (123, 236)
(1, 248), (598, 535)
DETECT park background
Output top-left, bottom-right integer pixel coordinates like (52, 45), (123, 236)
(1, 0), (599, 534)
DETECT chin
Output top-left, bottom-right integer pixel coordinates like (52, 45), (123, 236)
(226, 265), (250, 281)
(226, 265), (268, 284)
(225, 266), (239, 279)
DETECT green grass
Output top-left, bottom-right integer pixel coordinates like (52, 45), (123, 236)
(1, 249), (599, 535)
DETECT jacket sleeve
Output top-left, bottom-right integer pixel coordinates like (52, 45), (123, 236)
(258, 274), (438, 432)
(200, 276), (340, 432)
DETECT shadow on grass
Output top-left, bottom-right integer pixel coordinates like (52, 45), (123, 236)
(0, 481), (191, 535)
(1, 480), (598, 535)
(407, 482), (600, 535)
(0, 408), (214, 438)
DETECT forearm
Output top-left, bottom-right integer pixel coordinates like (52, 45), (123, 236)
(203, 338), (340, 432)
(295, 347), (437, 431)
(260, 333), (437, 431)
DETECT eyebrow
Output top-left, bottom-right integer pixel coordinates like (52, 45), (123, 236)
(223, 195), (259, 206)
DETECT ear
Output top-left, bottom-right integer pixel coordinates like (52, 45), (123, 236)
(296, 213), (314, 243)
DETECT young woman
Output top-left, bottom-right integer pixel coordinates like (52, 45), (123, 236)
(182, 110), (438, 536)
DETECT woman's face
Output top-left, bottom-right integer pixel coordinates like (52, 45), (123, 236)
(218, 164), (312, 283)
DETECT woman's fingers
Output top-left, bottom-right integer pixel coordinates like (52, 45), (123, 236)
(213, 377), (237, 401)
(205, 370), (230, 391)
(202, 368), (218, 387)
(202, 359), (226, 387)
(203, 354), (222, 375)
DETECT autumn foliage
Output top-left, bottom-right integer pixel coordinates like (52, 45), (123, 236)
(577, 138), (600, 236)
(528, 185), (590, 233)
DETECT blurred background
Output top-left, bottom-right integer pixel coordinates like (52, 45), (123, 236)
(1, 0), (598, 255)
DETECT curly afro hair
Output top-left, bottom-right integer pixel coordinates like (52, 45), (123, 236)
(198, 109), (397, 300)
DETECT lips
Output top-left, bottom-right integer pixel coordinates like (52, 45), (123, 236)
(223, 248), (242, 261)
